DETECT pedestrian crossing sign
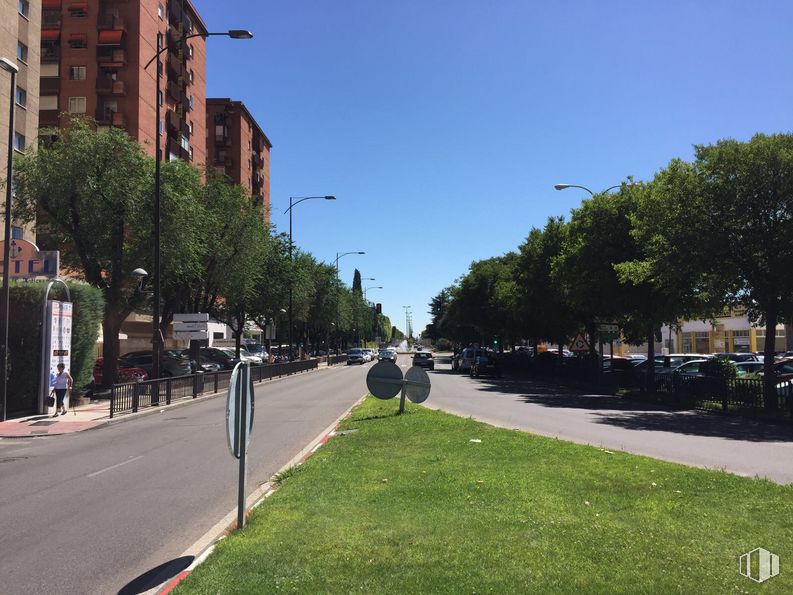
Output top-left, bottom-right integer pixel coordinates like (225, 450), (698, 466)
(569, 333), (590, 353)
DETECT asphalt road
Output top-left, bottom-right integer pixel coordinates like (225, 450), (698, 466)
(0, 363), (371, 595)
(415, 355), (793, 484)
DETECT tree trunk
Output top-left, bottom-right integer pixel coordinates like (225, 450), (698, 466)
(645, 323), (656, 393)
(101, 314), (123, 389)
(763, 307), (778, 411)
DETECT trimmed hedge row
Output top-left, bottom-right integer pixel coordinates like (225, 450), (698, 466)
(6, 281), (103, 417)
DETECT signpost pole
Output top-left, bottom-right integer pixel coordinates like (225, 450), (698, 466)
(398, 383), (407, 415)
(237, 364), (248, 529)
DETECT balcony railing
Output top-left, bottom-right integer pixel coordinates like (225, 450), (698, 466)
(98, 15), (125, 30)
(97, 48), (127, 68)
(96, 78), (125, 95)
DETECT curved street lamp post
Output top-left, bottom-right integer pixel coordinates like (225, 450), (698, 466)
(284, 196), (335, 361)
(144, 29), (252, 381)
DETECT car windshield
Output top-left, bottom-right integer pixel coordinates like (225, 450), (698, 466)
(414, 352), (431, 359)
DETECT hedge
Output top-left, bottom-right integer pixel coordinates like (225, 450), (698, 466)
(6, 281), (103, 417)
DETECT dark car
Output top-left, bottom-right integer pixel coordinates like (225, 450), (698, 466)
(470, 352), (500, 377)
(412, 351), (435, 370)
(347, 348), (366, 365)
(176, 350), (222, 373)
(119, 351), (192, 378)
(193, 347), (241, 370)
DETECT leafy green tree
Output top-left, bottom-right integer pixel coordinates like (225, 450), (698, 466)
(13, 119), (151, 386)
(693, 133), (793, 407)
(514, 217), (577, 354)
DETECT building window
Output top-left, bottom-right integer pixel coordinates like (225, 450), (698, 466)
(180, 134), (189, 151)
(188, 44), (193, 58)
(13, 132), (25, 152)
(68, 34), (88, 49)
(189, 69), (194, 83)
(17, 42), (28, 63)
(40, 95), (58, 110)
(157, 90), (163, 105)
(158, 3), (164, 19)
(68, 4), (88, 17)
(68, 96), (87, 113)
(69, 66), (87, 80)
(188, 95), (194, 110)
(18, 0), (29, 18)
(188, 121), (193, 135)
(189, 146), (193, 160)
(15, 86), (26, 108)
(168, 151), (179, 162)
(11, 227), (23, 240)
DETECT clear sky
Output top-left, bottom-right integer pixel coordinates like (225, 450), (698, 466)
(193, 0), (792, 337)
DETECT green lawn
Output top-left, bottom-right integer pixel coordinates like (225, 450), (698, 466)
(175, 397), (793, 593)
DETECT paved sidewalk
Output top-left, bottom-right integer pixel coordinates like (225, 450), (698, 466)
(0, 400), (111, 437)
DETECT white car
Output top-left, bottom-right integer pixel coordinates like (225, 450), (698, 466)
(220, 347), (262, 365)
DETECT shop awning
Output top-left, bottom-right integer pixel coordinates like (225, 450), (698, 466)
(42, 0), (61, 8)
(97, 30), (124, 46)
(41, 30), (61, 42)
(68, 2), (88, 11)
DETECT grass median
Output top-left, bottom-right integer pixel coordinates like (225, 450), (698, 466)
(175, 397), (793, 593)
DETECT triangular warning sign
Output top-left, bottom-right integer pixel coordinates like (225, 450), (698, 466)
(569, 332), (590, 353)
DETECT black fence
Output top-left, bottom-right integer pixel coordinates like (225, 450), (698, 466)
(110, 358), (320, 418)
(651, 373), (793, 416)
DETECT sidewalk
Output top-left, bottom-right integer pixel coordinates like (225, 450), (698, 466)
(0, 400), (112, 437)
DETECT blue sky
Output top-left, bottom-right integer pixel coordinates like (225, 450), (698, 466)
(194, 0), (793, 336)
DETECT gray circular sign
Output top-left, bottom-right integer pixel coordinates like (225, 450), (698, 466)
(367, 361), (404, 400)
(404, 366), (431, 403)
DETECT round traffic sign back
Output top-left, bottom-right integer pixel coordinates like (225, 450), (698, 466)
(367, 361), (403, 400)
(404, 365), (431, 403)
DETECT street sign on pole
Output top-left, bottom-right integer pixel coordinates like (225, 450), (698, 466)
(569, 332), (590, 353)
(174, 312), (209, 322)
(366, 361), (432, 414)
(226, 362), (254, 529)
(174, 330), (208, 341)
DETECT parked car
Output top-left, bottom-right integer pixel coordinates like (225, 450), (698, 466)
(378, 349), (397, 363)
(361, 348), (375, 362)
(713, 352), (760, 363)
(671, 359), (711, 377)
(347, 348), (366, 365)
(219, 347), (262, 366)
(458, 347), (478, 373)
(195, 347), (240, 370)
(735, 361), (764, 376)
(176, 350), (222, 373)
(243, 341), (268, 359)
(119, 351), (191, 378)
(412, 350), (435, 370)
(470, 352), (499, 377)
(93, 357), (149, 386)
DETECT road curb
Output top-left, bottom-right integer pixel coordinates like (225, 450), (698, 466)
(152, 391), (369, 594)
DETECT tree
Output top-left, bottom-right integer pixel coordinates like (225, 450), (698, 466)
(693, 134), (793, 408)
(13, 119), (152, 386)
(514, 217), (577, 354)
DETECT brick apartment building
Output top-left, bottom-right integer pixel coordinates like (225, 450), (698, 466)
(206, 98), (272, 222)
(2, 0), (41, 243)
(38, 0), (207, 165)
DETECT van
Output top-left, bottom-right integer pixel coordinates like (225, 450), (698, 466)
(459, 347), (478, 373)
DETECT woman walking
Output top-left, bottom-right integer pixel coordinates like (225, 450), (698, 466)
(51, 363), (73, 416)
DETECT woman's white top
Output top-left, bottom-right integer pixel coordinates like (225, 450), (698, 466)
(54, 372), (70, 389)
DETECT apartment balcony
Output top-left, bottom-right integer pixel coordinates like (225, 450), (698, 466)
(97, 48), (127, 68)
(167, 54), (182, 79)
(39, 110), (60, 128)
(96, 78), (126, 96)
(95, 107), (127, 129)
(40, 77), (60, 95)
(98, 15), (126, 31)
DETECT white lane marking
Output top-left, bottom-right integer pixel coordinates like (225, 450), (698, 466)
(86, 455), (144, 478)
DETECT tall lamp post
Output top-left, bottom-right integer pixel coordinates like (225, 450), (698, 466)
(402, 305), (411, 343)
(333, 251), (364, 351)
(554, 181), (622, 376)
(143, 29), (252, 380)
(284, 196), (336, 361)
(0, 57), (18, 421)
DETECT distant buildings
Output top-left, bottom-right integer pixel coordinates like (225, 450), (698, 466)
(2, 0), (41, 243)
(206, 98), (272, 222)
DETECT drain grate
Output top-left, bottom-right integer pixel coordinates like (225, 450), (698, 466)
(29, 420), (58, 426)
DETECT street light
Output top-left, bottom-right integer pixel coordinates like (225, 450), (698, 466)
(143, 30), (252, 380)
(284, 196), (336, 361)
(363, 286), (382, 301)
(554, 181), (623, 376)
(334, 251), (365, 279)
(0, 57), (19, 421)
(553, 183), (622, 196)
